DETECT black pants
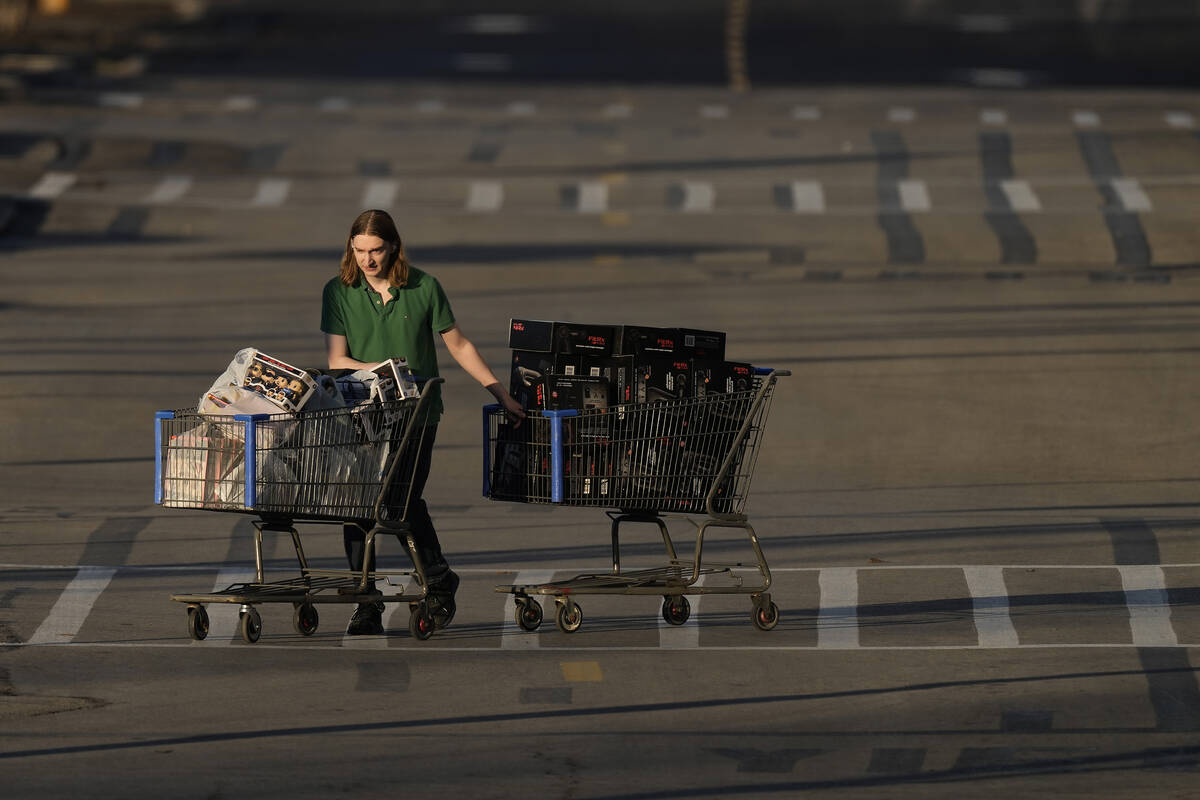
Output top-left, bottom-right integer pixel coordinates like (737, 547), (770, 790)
(344, 425), (448, 582)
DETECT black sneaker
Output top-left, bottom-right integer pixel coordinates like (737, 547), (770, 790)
(346, 600), (385, 635)
(426, 570), (459, 630)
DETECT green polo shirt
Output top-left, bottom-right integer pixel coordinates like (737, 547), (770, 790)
(321, 266), (455, 423)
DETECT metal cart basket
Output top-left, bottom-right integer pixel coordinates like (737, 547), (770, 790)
(155, 378), (447, 642)
(482, 368), (788, 633)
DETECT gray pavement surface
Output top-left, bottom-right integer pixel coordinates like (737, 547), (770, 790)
(2, 5), (1200, 799)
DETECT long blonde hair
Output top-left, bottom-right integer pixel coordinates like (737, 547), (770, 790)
(339, 209), (411, 288)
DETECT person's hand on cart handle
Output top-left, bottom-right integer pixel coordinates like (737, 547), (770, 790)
(486, 382), (526, 426)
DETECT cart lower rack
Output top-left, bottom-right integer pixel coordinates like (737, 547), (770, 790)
(156, 378), (450, 642)
(483, 368), (788, 633)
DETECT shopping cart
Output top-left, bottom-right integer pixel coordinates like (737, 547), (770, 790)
(155, 378), (447, 642)
(482, 367), (789, 633)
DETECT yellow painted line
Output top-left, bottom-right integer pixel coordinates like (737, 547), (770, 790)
(592, 254), (624, 265)
(603, 212), (630, 226)
(561, 661), (603, 682)
(600, 172), (628, 185)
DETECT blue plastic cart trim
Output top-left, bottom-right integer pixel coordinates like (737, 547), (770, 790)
(482, 403), (499, 496)
(541, 409), (577, 503)
(154, 410), (175, 504)
(234, 414), (271, 509)
(754, 366), (774, 375)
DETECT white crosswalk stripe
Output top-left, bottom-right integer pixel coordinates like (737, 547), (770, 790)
(362, 179), (398, 209)
(144, 175), (192, 204)
(27, 567), (116, 644)
(28, 171), (76, 199)
(250, 178), (291, 207)
(963, 566), (1019, 648)
(1001, 179), (1041, 212)
(1111, 177), (1152, 212)
(1119, 565), (1177, 647)
(466, 180), (504, 212)
(818, 568), (859, 649)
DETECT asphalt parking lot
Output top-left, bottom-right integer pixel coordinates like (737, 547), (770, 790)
(2, 2), (1200, 798)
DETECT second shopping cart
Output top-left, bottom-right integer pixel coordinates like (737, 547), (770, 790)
(483, 367), (789, 633)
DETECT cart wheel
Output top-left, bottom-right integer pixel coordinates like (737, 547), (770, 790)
(186, 605), (209, 641)
(661, 595), (691, 626)
(293, 603), (319, 636)
(409, 604), (435, 640)
(240, 606), (262, 643)
(555, 600), (583, 634)
(514, 597), (543, 632)
(752, 601), (780, 631)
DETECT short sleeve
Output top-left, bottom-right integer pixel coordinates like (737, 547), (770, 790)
(429, 275), (456, 334)
(320, 279), (347, 336)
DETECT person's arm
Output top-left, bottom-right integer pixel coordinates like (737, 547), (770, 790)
(440, 324), (525, 421)
(325, 333), (375, 371)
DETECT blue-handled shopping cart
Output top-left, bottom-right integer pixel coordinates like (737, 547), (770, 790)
(155, 378), (449, 642)
(482, 368), (789, 633)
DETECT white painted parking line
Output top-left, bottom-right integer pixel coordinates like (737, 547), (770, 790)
(362, 179), (398, 209)
(576, 181), (609, 214)
(1119, 565), (1178, 647)
(818, 568), (859, 649)
(791, 105), (821, 121)
(979, 108), (1008, 125)
(199, 567), (255, 644)
(700, 104), (729, 119)
(1111, 177), (1153, 212)
(602, 102), (633, 119)
(250, 177), (291, 207)
(790, 180), (825, 213)
(1072, 110), (1101, 127)
(466, 180), (504, 212)
(27, 567), (116, 644)
(887, 107), (916, 123)
(963, 566), (1019, 648)
(319, 96), (350, 113)
(502, 570), (556, 649)
(680, 181), (715, 213)
(98, 92), (143, 109)
(223, 95), (258, 112)
(144, 175), (192, 204)
(28, 171), (76, 199)
(507, 101), (536, 116)
(458, 14), (536, 34)
(1000, 179), (1042, 212)
(898, 178), (931, 212)
(1165, 111), (1195, 129)
(658, 575), (703, 648)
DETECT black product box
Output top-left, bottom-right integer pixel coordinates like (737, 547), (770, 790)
(678, 328), (726, 360)
(544, 374), (612, 411)
(580, 355), (633, 405)
(509, 349), (555, 409)
(509, 319), (617, 356)
(508, 319), (555, 352)
(634, 355), (693, 404)
(694, 360), (754, 397)
(553, 322), (616, 356)
(617, 325), (678, 357)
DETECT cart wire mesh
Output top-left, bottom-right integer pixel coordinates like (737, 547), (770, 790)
(156, 387), (438, 523)
(484, 369), (783, 517)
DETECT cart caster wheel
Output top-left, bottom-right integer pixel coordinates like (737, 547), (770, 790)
(555, 600), (583, 634)
(753, 601), (780, 631)
(239, 606), (262, 643)
(187, 605), (209, 641)
(409, 604), (435, 640)
(514, 597), (543, 631)
(293, 603), (319, 636)
(661, 595), (691, 626)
